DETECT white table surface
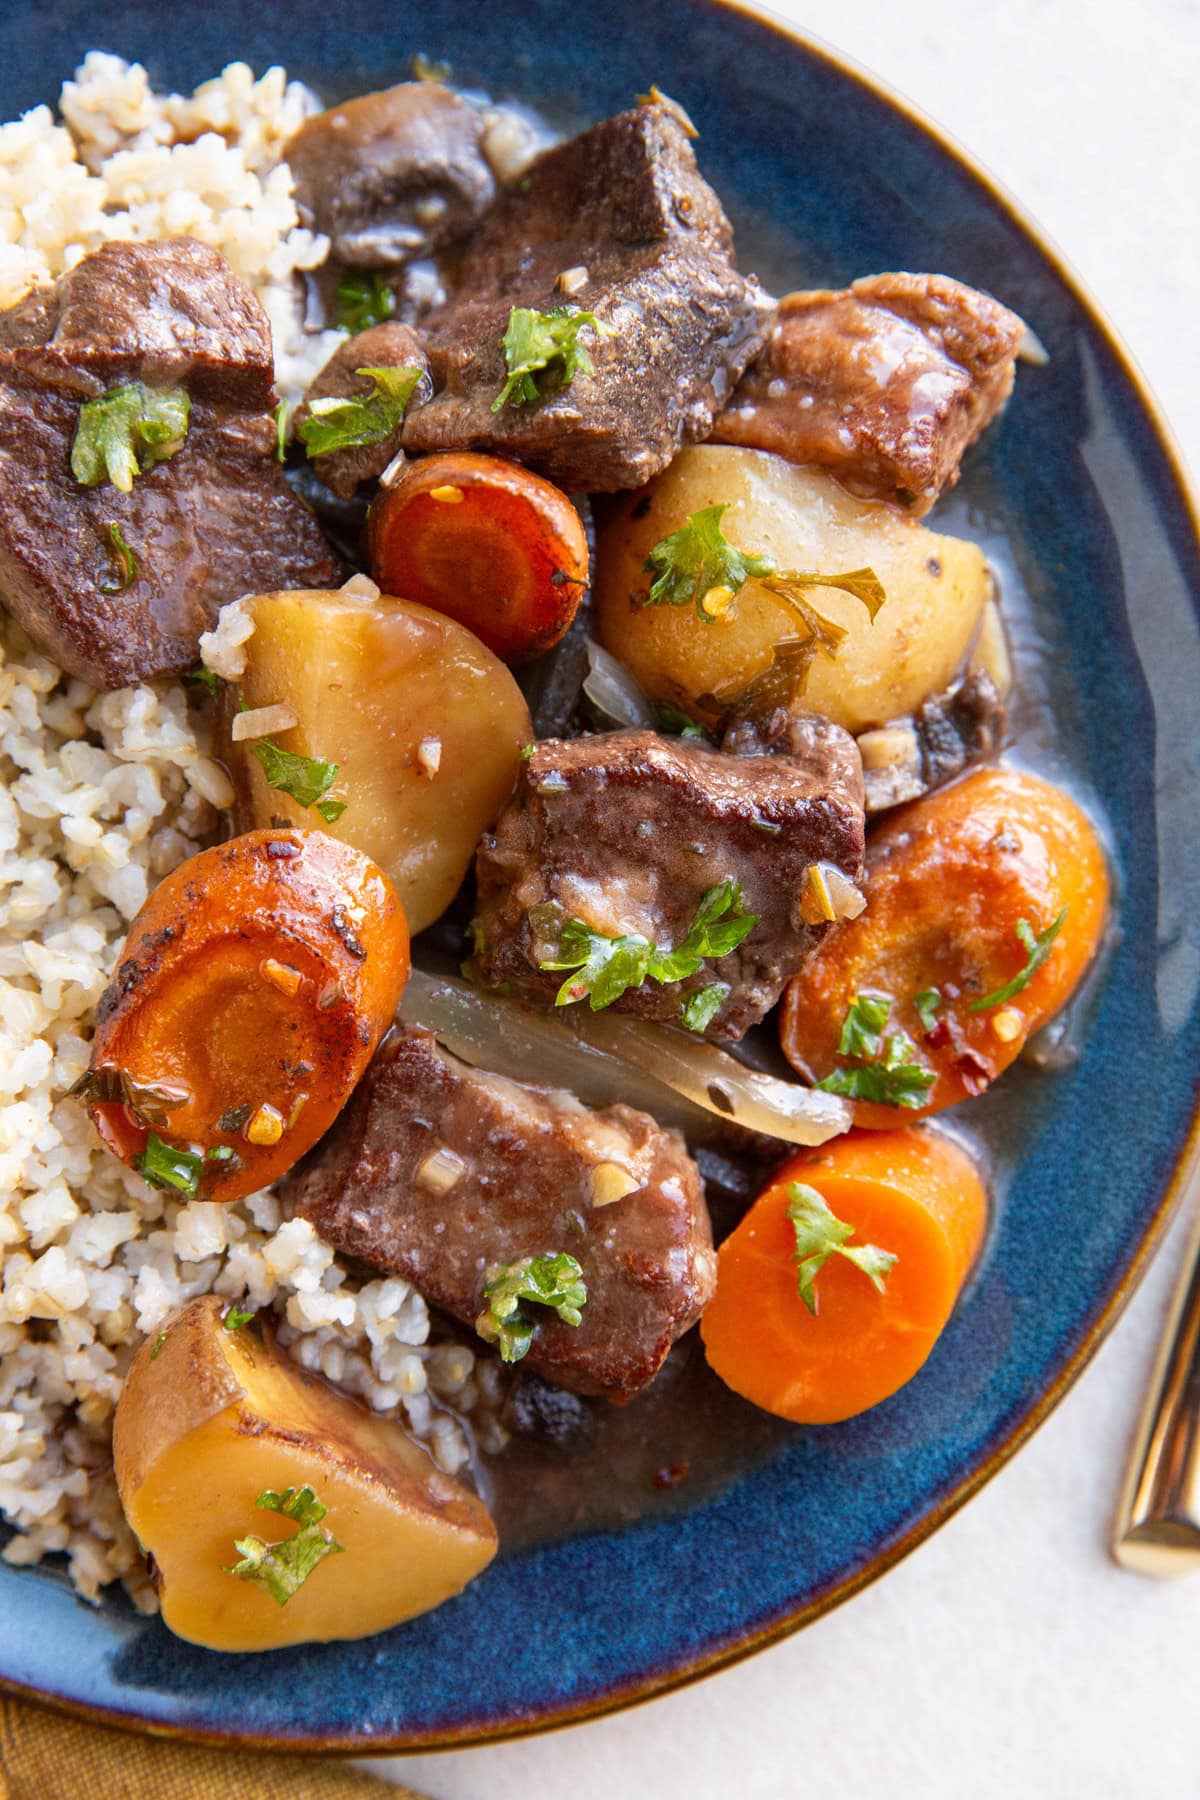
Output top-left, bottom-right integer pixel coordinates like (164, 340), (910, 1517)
(368, 3), (1200, 1792)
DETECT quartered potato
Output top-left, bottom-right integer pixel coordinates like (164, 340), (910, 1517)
(594, 446), (991, 732)
(113, 1295), (498, 1651)
(226, 588), (532, 933)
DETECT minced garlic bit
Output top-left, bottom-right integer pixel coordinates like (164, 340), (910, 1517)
(991, 1007), (1023, 1043)
(800, 862), (836, 925)
(556, 264), (589, 296)
(857, 723), (920, 772)
(591, 1162), (639, 1208)
(245, 1103), (285, 1147)
(416, 736), (442, 778)
(416, 1146), (467, 1194)
(429, 484), (464, 504)
(231, 702), (299, 743)
(286, 1093), (308, 1130)
(341, 572), (381, 599)
(699, 583), (734, 620)
(261, 957), (302, 997)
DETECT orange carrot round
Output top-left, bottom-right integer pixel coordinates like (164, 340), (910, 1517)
(81, 828), (409, 1203)
(781, 766), (1109, 1125)
(701, 1128), (988, 1423)
(367, 451), (588, 663)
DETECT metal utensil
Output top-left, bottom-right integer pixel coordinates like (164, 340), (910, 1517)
(1114, 1196), (1200, 1573)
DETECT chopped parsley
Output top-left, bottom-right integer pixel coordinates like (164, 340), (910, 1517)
(492, 305), (615, 412)
(969, 910), (1068, 1011)
(99, 522), (139, 593)
(224, 1486), (343, 1607)
(71, 382), (190, 492)
(298, 365), (423, 458)
(653, 700), (712, 741)
(836, 991), (892, 1060)
(335, 270), (397, 334)
(137, 1131), (203, 1197)
(250, 740), (345, 822)
(185, 664), (221, 696)
(150, 1333), (166, 1361)
(643, 504), (776, 617)
(476, 1254), (587, 1363)
(70, 1065), (188, 1129)
(913, 988), (942, 1034)
(786, 1182), (897, 1315)
(815, 994), (936, 1109)
(538, 879), (758, 1014)
(222, 1303), (255, 1332)
(680, 982), (730, 1033)
(274, 398), (290, 462)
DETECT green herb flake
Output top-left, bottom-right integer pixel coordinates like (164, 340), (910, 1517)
(315, 797), (347, 824)
(223, 1303), (255, 1332)
(969, 910), (1069, 1012)
(298, 365), (423, 458)
(224, 1485), (344, 1607)
(785, 1182), (897, 1315)
(681, 982), (730, 1033)
(185, 664), (221, 696)
(643, 504), (776, 618)
(335, 271), (397, 334)
(492, 305), (616, 412)
(519, 742), (536, 762)
(913, 988), (942, 1034)
(250, 740), (342, 816)
(150, 1332), (166, 1361)
(816, 1030), (937, 1110)
(274, 398), (290, 463)
(99, 521), (140, 593)
(653, 701), (712, 741)
(837, 991), (892, 1060)
(207, 1145), (236, 1164)
(539, 879), (758, 1012)
(137, 1131), (204, 1197)
(71, 382), (190, 493)
(475, 1254), (588, 1363)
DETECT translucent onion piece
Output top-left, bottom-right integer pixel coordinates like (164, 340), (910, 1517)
(1016, 324), (1050, 366)
(582, 639), (657, 730)
(401, 969), (850, 1147)
(230, 702), (299, 742)
(822, 863), (867, 920)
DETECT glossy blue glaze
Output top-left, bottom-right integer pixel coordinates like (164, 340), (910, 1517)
(1, 0), (1198, 1750)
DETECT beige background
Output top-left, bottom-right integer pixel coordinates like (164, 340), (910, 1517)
(367, 2), (1200, 1792)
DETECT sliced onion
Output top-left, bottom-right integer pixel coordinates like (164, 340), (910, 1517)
(582, 639), (657, 730)
(401, 969), (850, 1147)
(822, 863), (867, 921)
(231, 702), (299, 742)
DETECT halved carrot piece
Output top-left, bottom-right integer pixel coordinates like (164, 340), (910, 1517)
(80, 828), (409, 1203)
(701, 1128), (988, 1423)
(781, 766), (1109, 1124)
(367, 451), (588, 663)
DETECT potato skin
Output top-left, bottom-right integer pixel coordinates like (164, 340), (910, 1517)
(593, 446), (990, 732)
(228, 588), (532, 934)
(114, 1296), (498, 1651)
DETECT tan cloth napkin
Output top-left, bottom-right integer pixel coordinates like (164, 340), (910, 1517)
(0, 1692), (428, 1799)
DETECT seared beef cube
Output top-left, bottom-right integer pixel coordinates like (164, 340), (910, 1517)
(0, 238), (340, 688)
(287, 83), (495, 267)
(858, 671), (1007, 814)
(472, 726), (864, 1039)
(295, 322), (432, 499)
(401, 102), (772, 491)
(284, 1024), (716, 1401)
(713, 274), (1025, 515)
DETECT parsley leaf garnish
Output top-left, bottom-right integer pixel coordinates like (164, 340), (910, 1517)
(225, 1486), (344, 1607)
(137, 1131), (203, 1197)
(150, 1332), (166, 1360)
(816, 1029), (936, 1109)
(250, 740), (344, 819)
(475, 1254), (588, 1363)
(680, 982), (731, 1033)
(538, 879), (759, 1013)
(71, 382), (190, 492)
(969, 910), (1068, 1011)
(99, 522), (139, 593)
(186, 664), (221, 696)
(274, 398), (289, 463)
(492, 306), (616, 412)
(913, 988), (942, 1033)
(654, 701), (713, 741)
(837, 991), (892, 1060)
(643, 504), (776, 617)
(222, 1303), (255, 1332)
(335, 271), (397, 334)
(785, 1182), (897, 1315)
(298, 365), (423, 458)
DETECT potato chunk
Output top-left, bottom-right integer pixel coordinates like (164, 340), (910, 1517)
(113, 1295), (497, 1651)
(227, 588), (532, 934)
(594, 446), (990, 733)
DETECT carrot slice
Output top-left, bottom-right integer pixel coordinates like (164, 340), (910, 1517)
(701, 1128), (988, 1423)
(781, 766), (1109, 1124)
(367, 451), (588, 663)
(80, 828), (409, 1202)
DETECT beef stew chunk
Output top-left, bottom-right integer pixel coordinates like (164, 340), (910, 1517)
(0, 238), (340, 688)
(295, 321), (432, 498)
(858, 670), (1007, 814)
(471, 724), (865, 1039)
(287, 83), (495, 268)
(713, 273), (1025, 515)
(401, 101), (772, 491)
(284, 1023), (717, 1402)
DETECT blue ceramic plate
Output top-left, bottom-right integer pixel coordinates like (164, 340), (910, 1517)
(2, 0), (1198, 1752)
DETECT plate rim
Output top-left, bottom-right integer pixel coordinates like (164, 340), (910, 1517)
(3, 0), (1200, 1754)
